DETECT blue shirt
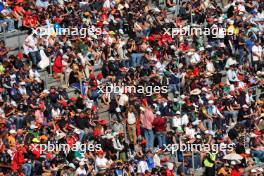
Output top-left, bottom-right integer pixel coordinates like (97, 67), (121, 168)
(246, 39), (254, 52)
(147, 157), (154, 169)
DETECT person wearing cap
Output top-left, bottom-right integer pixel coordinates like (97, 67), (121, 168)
(137, 155), (149, 174)
(52, 53), (65, 87)
(126, 105), (138, 146)
(230, 161), (241, 176)
(141, 103), (155, 150)
(95, 150), (109, 174)
(8, 129), (17, 148)
(252, 40), (263, 71)
(237, 104), (255, 127)
(217, 163), (231, 176)
(152, 111), (167, 148)
(24, 29), (41, 68)
(204, 100), (224, 131)
(75, 161), (87, 176)
(203, 151), (217, 176)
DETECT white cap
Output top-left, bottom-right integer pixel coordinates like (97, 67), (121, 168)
(68, 163), (76, 169)
(208, 100), (214, 104)
(9, 129), (17, 134)
(79, 161), (85, 165)
(231, 161), (236, 165)
(242, 104), (249, 108)
(156, 111), (161, 115)
(251, 169), (257, 173)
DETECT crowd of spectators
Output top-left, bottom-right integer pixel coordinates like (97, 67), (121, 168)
(0, 0), (263, 175)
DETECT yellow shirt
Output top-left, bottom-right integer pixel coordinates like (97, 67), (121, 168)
(218, 167), (230, 176)
(8, 135), (16, 148)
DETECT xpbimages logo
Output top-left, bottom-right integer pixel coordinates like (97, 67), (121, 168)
(163, 143), (235, 154)
(163, 26), (232, 38)
(30, 142), (102, 154)
(98, 83), (168, 96)
(35, 25), (105, 38)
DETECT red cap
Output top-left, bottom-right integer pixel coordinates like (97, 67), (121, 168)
(142, 98), (148, 107)
(97, 73), (103, 80)
(141, 139), (147, 145)
(39, 104), (46, 110)
(96, 150), (105, 155)
(70, 97), (77, 102)
(17, 52), (23, 60)
(91, 105), (97, 112)
(80, 94), (85, 99)
(89, 74), (95, 80)
(93, 128), (101, 137)
(238, 88), (244, 93)
(98, 119), (109, 126)
(219, 82), (225, 87)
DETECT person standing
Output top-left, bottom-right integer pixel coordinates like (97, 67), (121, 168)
(24, 29), (41, 68)
(152, 111), (167, 148)
(141, 101), (155, 151)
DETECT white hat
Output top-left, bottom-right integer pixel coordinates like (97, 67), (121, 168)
(251, 169), (257, 173)
(219, 43), (226, 48)
(55, 131), (66, 140)
(74, 129), (81, 135)
(9, 129), (17, 134)
(30, 124), (38, 129)
(218, 17), (223, 23)
(176, 111), (181, 115)
(196, 134), (201, 139)
(199, 47), (205, 51)
(206, 44), (212, 48)
(156, 111), (161, 115)
(187, 51), (194, 56)
(66, 41), (72, 47)
(68, 163), (76, 169)
(62, 55), (69, 59)
(190, 88), (201, 95)
(140, 107), (145, 111)
(79, 161), (85, 166)
(42, 90), (50, 94)
(180, 95), (186, 99)
(226, 94), (233, 99)
(242, 104), (249, 108)
(208, 100), (214, 104)
(231, 161), (236, 165)
(19, 82), (26, 86)
(108, 57), (115, 61)
(167, 162), (174, 170)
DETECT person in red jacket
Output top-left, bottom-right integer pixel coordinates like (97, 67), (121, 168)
(52, 54), (65, 86)
(230, 163), (241, 176)
(152, 111), (167, 148)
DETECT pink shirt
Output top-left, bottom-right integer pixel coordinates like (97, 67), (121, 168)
(35, 110), (44, 124)
(142, 108), (154, 130)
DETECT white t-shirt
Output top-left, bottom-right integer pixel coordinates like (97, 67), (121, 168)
(127, 112), (136, 125)
(75, 167), (87, 176)
(118, 94), (129, 106)
(24, 35), (38, 53)
(95, 157), (108, 172)
(252, 45), (262, 61)
(137, 160), (149, 174)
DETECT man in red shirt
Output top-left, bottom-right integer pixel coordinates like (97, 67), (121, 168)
(153, 111), (167, 148)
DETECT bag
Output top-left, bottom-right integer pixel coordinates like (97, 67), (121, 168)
(38, 49), (50, 70)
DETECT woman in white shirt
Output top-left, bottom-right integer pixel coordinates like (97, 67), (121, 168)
(75, 161), (87, 176)
(126, 105), (137, 145)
